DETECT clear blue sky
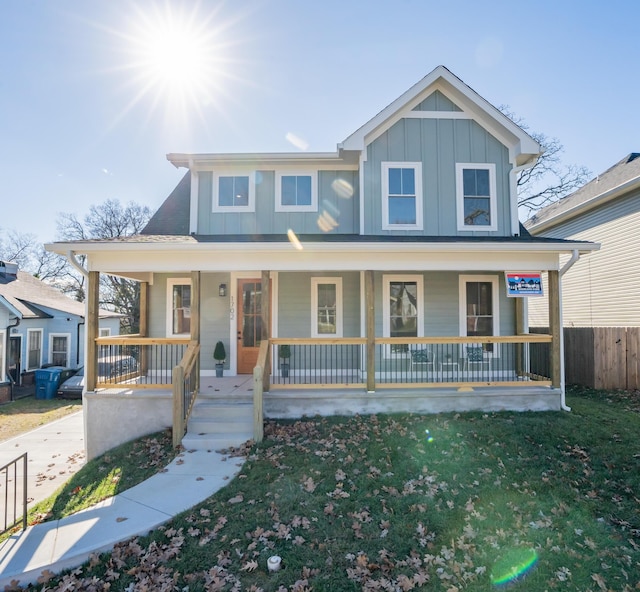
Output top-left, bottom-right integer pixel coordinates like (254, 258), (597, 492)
(1, 0), (638, 244)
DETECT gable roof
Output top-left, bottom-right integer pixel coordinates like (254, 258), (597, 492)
(0, 271), (121, 320)
(340, 65), (540, 166)
(526, 153), (640, 233)
(141, 171), (191, 235)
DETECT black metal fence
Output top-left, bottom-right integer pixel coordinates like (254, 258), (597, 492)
(1, 452), (27, 535)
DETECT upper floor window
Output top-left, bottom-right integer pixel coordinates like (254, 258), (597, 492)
(213, 172), (255, 212)
(276, 172), (317, 212)
(167, 279), (191, 337)
(382, 162), (423, 230)
(311, 277), (343, 337)
(456, 163), (497, 231)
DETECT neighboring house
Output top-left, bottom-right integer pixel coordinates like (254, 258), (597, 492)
(46, 66), (597, 458)
(0, 260), (121, 402)
(526, 153), (640, 389)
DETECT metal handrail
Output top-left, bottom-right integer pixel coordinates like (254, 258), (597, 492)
(1, 452), (27, 535)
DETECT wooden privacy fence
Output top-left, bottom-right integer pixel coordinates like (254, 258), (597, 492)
(534, 327), (640, 390)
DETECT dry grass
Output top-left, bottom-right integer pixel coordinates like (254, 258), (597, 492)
(0, 396), (82, 442)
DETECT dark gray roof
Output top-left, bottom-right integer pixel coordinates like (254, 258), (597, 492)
(526, 153), (640, 229)
(141, 172), (190, 235)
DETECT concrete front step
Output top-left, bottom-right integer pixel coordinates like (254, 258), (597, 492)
(182, 401), (254, 451)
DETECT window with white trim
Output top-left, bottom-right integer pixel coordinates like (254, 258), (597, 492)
(27, 329), (43, 370)
(167, 279), (191, 337)
(459, 275), (499, 354)
(311, 278), (342, 337)
(0, 330), (5, 380)
(383, 275), (423, 354)
(49, 334), (70, 367)
(212, 172), (255, 212)
(382, 162), (423, 230)
(456, 163), (497, 231)
(276, 172), (317, 212)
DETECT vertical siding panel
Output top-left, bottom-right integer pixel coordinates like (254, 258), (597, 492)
(423, 119), (439, 235)
(198, 172), (212, 235)
(436, 119), (455, 233)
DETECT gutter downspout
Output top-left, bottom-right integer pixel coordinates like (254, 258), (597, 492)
(558, 249), (580, 411)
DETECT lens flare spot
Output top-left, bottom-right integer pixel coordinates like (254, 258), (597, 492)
(287, 228), (303, 250)
(331, 178), (354, 199)
(285, 132), (309, 151)
(491, 548), (538, 587)
(425, 429), (434, 443)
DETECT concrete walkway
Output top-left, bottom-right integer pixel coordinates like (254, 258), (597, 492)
(0, 448), (245, 589)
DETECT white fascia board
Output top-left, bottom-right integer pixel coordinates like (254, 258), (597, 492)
(0, 294), (23, 318)
(63, 239), (599, 276)
(168, 152), (357, 170)
(527, 175), (640, 235)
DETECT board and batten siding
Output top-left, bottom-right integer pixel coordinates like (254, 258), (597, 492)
(529, 187), (640, 327)
(363, 117), (511, 236)
(196, 170), (359, 236)
(276, 272), (361, 338)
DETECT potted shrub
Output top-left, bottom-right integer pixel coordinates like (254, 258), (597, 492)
(213, 341), (226, 377)
(278, 344), (291, 378)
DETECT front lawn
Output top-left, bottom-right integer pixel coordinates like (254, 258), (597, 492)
(33, 386), (640, 591)
(0, 396), (82, 442)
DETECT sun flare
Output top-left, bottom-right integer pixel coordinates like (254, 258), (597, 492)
(116, 3), (237, 125)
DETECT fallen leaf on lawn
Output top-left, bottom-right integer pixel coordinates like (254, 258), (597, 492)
(241, 560), (258, 572)
(228, 494), (244, 504)
(37, 569), (55, 584)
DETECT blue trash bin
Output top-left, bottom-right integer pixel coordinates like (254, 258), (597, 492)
(35, 368), (64, 399)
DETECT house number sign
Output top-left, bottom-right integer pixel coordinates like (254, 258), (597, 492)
(229, 295), (235, 320)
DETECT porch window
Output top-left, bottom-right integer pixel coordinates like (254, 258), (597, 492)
(27, 329), (42, 370)
(213, 172), (255, 212)
(383, 275), (424, 354)
(311, 278), (343, 337)
(167, 280), (191, 337)
(50, 334), (70, 367)
(459, 275), (500, 354)
(276, 172), (317, 212)
(456, 163), (497, 231)
(382, 162), (423, 230)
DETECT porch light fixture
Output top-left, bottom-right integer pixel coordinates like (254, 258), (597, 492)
(219, 283), (227, 297)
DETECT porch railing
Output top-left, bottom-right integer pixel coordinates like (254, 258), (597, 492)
(95, 336), (190, 389)
(1, 452), (27, 535)
(269, 335), (552, 389)
(172, 341), (201, 448)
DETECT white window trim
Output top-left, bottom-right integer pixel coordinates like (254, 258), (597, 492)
(0, 329), (5, 380)
(383, 274), (424, 357)
(49, 333), (71, 367)
(456, 163), (497, 231)
(381, 162), (423, 230)
(99, 328), (112, 337)
(458, 274), (500, 357)
(311, 277), (343, 338)
(166, 278), (192, 338)
(212, 171), (256, 213)
(27, 328), (43, 370)
(275, 171), (318, 213)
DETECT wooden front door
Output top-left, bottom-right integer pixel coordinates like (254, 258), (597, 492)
(237, 279), (267, 374)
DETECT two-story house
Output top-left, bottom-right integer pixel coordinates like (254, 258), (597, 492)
(47, 66), (597, 459)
